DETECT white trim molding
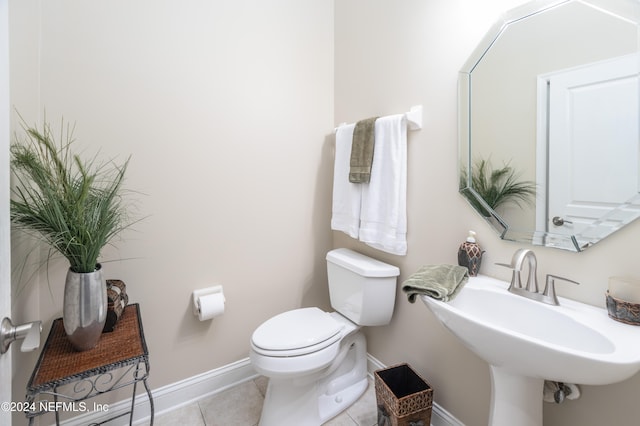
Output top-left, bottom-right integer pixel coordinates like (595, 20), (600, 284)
(60, 355), (463, 426)
(59, 358), (258, 426)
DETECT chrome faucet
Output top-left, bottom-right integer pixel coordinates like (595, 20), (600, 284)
(513, 249), (539, 292)
(496, 249), (537, 292)
(497, 249), (579, 306)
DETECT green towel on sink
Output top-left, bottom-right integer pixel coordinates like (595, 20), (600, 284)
(402, 264), (469, 303)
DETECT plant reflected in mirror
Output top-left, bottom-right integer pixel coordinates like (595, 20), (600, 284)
(460, 158), (536, 217)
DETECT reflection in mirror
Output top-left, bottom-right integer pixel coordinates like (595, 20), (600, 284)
(459, 0), (640, 252)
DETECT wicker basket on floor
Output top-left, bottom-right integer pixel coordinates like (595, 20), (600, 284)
(374, 363), (433, 426)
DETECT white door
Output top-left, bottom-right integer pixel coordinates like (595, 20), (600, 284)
(546, 54), (640, 243)
(0, 0), (11, 423)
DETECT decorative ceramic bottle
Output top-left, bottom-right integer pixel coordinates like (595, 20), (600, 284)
(458, 230), (484, 277)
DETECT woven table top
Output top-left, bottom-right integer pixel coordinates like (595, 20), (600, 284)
(28, 303), (148, 391)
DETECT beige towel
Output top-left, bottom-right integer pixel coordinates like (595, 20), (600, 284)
(402, 264), (469, 303)
(349, 117), (378, 183)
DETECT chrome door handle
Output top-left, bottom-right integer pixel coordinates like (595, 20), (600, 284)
(552, 216), (573, 226)
(1, 317), (42, 354)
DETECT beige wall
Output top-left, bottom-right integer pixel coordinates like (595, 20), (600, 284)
(335, 1), (640, 426)
(9, 0), (334, 423)
(9, 1), (640, 426)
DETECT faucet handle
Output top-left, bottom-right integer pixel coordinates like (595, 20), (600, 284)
(546, 274), (580, 287)
(543, 274), (580, 305)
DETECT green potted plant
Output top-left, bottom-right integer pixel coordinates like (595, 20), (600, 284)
(10, 116), (134, 351)
(459, 158), (536, 217)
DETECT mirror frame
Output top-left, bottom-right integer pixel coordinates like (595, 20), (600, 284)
(458, 0), (640, 252)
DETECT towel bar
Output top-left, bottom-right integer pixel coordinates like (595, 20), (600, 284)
(334, 105), (423, 132)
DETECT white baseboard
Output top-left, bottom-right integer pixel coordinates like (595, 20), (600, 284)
(60, 355), (463, 426)
(58, 358), (258, 426)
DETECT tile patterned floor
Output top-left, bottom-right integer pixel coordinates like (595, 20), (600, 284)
(154, 375), (378, 426)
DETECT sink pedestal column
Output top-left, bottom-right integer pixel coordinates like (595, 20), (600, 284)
(489, 366), (544, 426)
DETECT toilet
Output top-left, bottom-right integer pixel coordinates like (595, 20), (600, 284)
(250, 248), (400, 426)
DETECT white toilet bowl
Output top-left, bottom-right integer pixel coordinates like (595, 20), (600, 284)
(249, 249), (399, 426)
(251, 308), (367, 425)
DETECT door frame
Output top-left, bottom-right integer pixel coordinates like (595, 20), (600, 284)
(1, 0), (13, 424)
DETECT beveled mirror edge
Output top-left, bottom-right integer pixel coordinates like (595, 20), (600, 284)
(459, 0), (570, 74)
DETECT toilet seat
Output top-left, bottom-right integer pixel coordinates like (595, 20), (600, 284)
(251, 307), (343, 357)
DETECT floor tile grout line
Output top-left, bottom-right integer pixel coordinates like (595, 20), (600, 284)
(156, 375), (379, 426)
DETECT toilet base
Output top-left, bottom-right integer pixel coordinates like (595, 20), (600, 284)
(318, 376), (368, 422)
(258, 331), (367, 426)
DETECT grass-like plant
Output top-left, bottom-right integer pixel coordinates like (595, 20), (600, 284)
(10, 117), (133, 274)
(460, 158), (536, 216)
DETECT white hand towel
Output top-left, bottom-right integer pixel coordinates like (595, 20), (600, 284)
(358, 114), (407, 255)
(331, 123), (362, 238)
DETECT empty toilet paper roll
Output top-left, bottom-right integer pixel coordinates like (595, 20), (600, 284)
(196, 292), (225, 321)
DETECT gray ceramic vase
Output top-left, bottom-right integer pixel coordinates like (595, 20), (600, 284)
(63, 264), (107, 351)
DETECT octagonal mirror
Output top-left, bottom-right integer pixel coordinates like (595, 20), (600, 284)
(459, 0), (640, 251)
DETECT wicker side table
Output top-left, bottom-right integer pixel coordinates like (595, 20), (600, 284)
(25, 303), (153, 425)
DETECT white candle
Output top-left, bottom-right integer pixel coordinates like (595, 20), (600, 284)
(608, 276), (640, 304)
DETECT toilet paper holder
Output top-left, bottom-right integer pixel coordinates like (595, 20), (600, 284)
(192, 285), (225, 317)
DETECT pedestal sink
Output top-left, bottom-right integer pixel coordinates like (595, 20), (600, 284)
(420, 275), (640, 426)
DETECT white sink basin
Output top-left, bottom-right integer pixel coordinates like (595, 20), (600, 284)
(420, 274), (640, 425)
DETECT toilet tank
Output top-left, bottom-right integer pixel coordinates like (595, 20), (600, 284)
(326, 248), (400, 326)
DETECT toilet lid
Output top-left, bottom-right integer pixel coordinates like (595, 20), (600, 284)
(252, 307), (343, 352)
